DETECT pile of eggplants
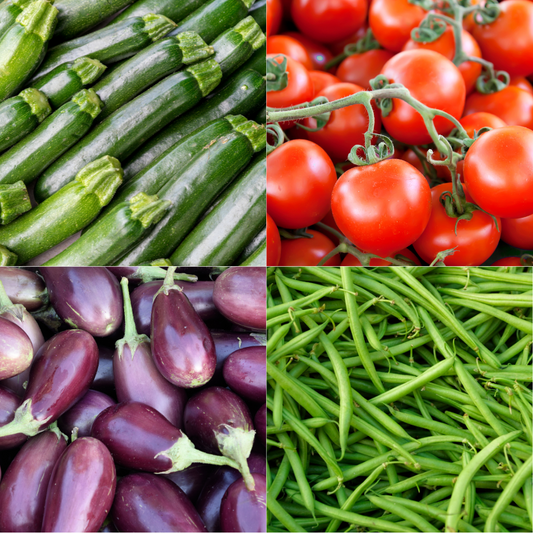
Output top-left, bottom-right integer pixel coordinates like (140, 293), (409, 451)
(0, 265), (267, 532)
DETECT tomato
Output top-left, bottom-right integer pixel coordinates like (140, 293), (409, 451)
(380, 50), (466, 145)
(291, 0), (368, 44)
(305, 83), (382, 162)
(309, 71), (341, 95)
(267, 35), (314, 71)
(464, 126), (533, 218)
(401, 148), (453, 183)
(463, 86), (533, 130)
(500, 214), (533, 250)
(319, 209), (343, 245)
(470, 0), (533, 77)
(463, 0), (485, 33)
(369, 0), (426, 52)
(412, 183), (501, 266)
(336, 49), (395, 89)
(283, 32), (334, 71)
(267, 213), (282, 266)
(459, 112), (507, 138)
(279, 230), (341, 266)
(267, 0), (283, 36)
(510, 76), (533, 95)
(328, 25), (368, 56)
(491, 257), (524, 266)
(331, 159), (432, 257)
(402, 26), (482, 94)
(267, 139), (337, 229)
(341, 248), (421, 266)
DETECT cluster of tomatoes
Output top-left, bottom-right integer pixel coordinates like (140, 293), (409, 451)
(266, 0), (533, 267)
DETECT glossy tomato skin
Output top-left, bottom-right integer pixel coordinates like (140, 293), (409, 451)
(337, 49), (395, 89)
(500, 214), (533, 250)
(267, 35), (314, 71)
(380, 50), (466, 145)
(309, 71), (341, 96)
(510, 76), (533, 95)
(328, 25), (368, 56)
(283, 32), (333, 71)
(267, 213), (282, 266)
(413, 183), (501, 266)
(267, 140), (337, 229)
(331, 159), (432, 257)
(267, 0), (283, 36)
(459, 112), (507, 138)
(491, 257), (525, 266)
(341, 248), (420, 266)
(279, 230), (340, 266)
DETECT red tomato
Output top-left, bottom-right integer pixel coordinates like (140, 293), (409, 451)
(331, 159), (432, 257)
(470, 0), (533, 77)
(464, 126), (533, 218)
(380, 50), (466, 145)
(341, 248), (421, 266)
(279, 230), (341, 266)
(412, 183), (501, 266)
(509, 76), (533, 95)
(463, 0), (486, 33)
(369, 0), (426, 52)
(291, 0), (368, 44)
(267, 35), (314, 71)
(267, 213), (282, 266)
(304, 83), (382, 162)
(328, 25), (368, 56)
(491, 257), (524, 266)
(267, 139), (337, 229)
(501, 214), (533, 250)
(459, 112), (507, 138)
(267, 0), (283, 36)
(283, 32), (334, 71)
(401, 148), (453, 183)
(309, 71), (341, 95)
(336, 49), (395, 89)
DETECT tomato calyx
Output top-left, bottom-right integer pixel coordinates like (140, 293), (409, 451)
(278, 228), (315, 240)
(267, 56), (289, 92)
(325, 28), (381, 70)
(429, 247), (459, 266)
(294, 96), (331, 132)
(471, 0), (499, 25)
(411, 16), (447, 43)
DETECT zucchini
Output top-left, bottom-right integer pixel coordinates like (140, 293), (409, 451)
(34, 59), (222, 202)
(248, 0), (265, 31)
(0, 0), (43, 39)
(31, 57), (106, 108)
(236, 225), (266, 263)
(42, 192), (170, 266)
(255, 106), (266, 123)
(0, 88), (51, 152)
(0, 181), (32, 224)
(170, 151), (266, 266)
(0, 244), (17, 265)
(238, 42), (266, 75)
(122, 68), (266, 180)
(0, 89), (102, 186)
(0, 155), (122, 264)
(93, 31), (212, 123)
(240, 240), (265, 265)
(115, 119), (266, 265)
(0, 0), (57, 100)
(110, 0), (208, 25)
(31, 13), (176, 83)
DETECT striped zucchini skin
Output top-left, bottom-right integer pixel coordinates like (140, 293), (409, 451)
(239, 43), (266, 75)
(110, 0), (208, 25)
(249, 0), (266, 31)
(0, 0), (35, 39)
(240, 241), (266, 265)
(237, 226), (266, 264)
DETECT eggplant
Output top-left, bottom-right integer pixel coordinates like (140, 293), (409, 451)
(247, 452), (266, 476)
(42, 437), (116, 532)
(211, 331), (262, 382)
(163, 464), (214, 503)
(114, 277), (187, 428)
(254, 404), (266, 449)
(0, 386), (25, 450)
(223, 346), (266, 403)
(0, 428), (67, 532)
(0, 268), (47, 312)
(184, 387), (255, 491)
(220, 474), (266, 532)
(0, 330), (99, 441)
(111, 473), (207, 532)
(107, 266), (197, 284)
(39, 267), (124, 337)
(213, 267), (266, 331)
(91, 344), (115, 393)
(30, 304), (64, 333)
(151, 268), (216, 388)
(0, 317), (33, 381)
(58, 390), (115, 439)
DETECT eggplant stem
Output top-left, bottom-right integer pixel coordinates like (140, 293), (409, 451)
(0, 399), (48, 438)
(0, 279), (24, 320)
(136, 266), (198, 284)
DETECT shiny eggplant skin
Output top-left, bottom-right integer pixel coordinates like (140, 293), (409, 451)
(58, 390), (115, 438)
(163, 464), (214, 503)
(111, 473), (207, 532)
(223, 346), (266, 403)
(91, 344), (115, 393)
(0, 317), (33, 381)
(39, 267), (123, 337)
(0, 386), (25, 450)
(0, 268), (47, 312)
(211, 331), (261, 382)
(42, 437), (117, 533)
(0, 429), (67, 532)
(254, 404), (266, 449)
(247, 452), (266, 476)
(212, 267), (266, 331)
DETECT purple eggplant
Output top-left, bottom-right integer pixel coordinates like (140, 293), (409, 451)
(248, 452), (266, 476)
(0, 329), (99, 442)
(0, 428), (67, 532)
(0, 386), (25, 450)
(0, 317), (33, 381)
(58, 390), (115, 439)
(111, 473), (207, 532)
(39, 267), (123, 337)
(220, 473), (266, 532)
(42, 437), (116, 532)
(151, 268), (216, 388)
(91, 344), (115, 393)
(107, 266), (197, 284)
(184, 387), (255, 491)
(114, 277), (187, 427)
(211, 331), (262, 382)
(212, 267), (266, 331)
(0, 268), (47, 312)
(254, 404), (266, 449)
(163, 464), (214, 503)
(223, 346), (266, 403)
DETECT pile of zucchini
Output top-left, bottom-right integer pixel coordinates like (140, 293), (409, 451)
(0, 0), (267, 266)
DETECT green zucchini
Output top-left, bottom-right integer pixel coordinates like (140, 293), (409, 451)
(34, 59), (222, 202)
(0, 89), (102, 186)
(0, 88), (51, 152)
(0, 0), (44, 39)
(255, 106), (266, 123)
(240, 239), (265, 265)
(93, 31), (212, 123)
(170, 151), (266, 266)
(239, 42), (266, 75)
(0, 244), (17, 265)
(122, 68), (266, 180)
(0, 181), (31, 224)
(43, 192), (170, 266)
(0, 0), (57, 100)
(115, 119), (266, 265)
(31, 13), (176, 83)
(236, 225), (266, 263)
(248, 0), (265, 31)
(0, 155), (122, 264)
(31, 57), (106, 108)
(110, 0), (208, 25)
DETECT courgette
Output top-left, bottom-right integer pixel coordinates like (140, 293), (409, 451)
(115, 119), (266, 265)
(34, 59), (222, 202)
(122, 68), (266, 180)
(0, 0), (44, 39)
(0, 0), (57, 100)
(248, 0), (265, 31)
(255, 106), (266, 123)
(236, 225), (266, 263)
(93, 31), (212, 122)
(31, 13), (176, 83)
(0, 88), (51, 152)
(0, 181), (31, 224)
(170, 151), (266, 266)
(110, 0), (208, 25)
(238, 42), (266, 75)
(0, 245), (17, 265)
(0, 89), (102, 186)
(31, 57), (107, 108)
(0, 156), (122, 264)
(43, 192), (170, 266)
(240, 240), (265, 265)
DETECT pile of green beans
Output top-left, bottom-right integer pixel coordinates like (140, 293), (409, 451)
(266, 266), (532, 533)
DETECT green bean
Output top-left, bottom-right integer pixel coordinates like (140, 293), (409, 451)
(267, 286), (339, 320)
(268, 454), (291, 508)
(268, 321), (328, 362)
(267, 322), (292, 355)
(440, 288), (532, 306)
